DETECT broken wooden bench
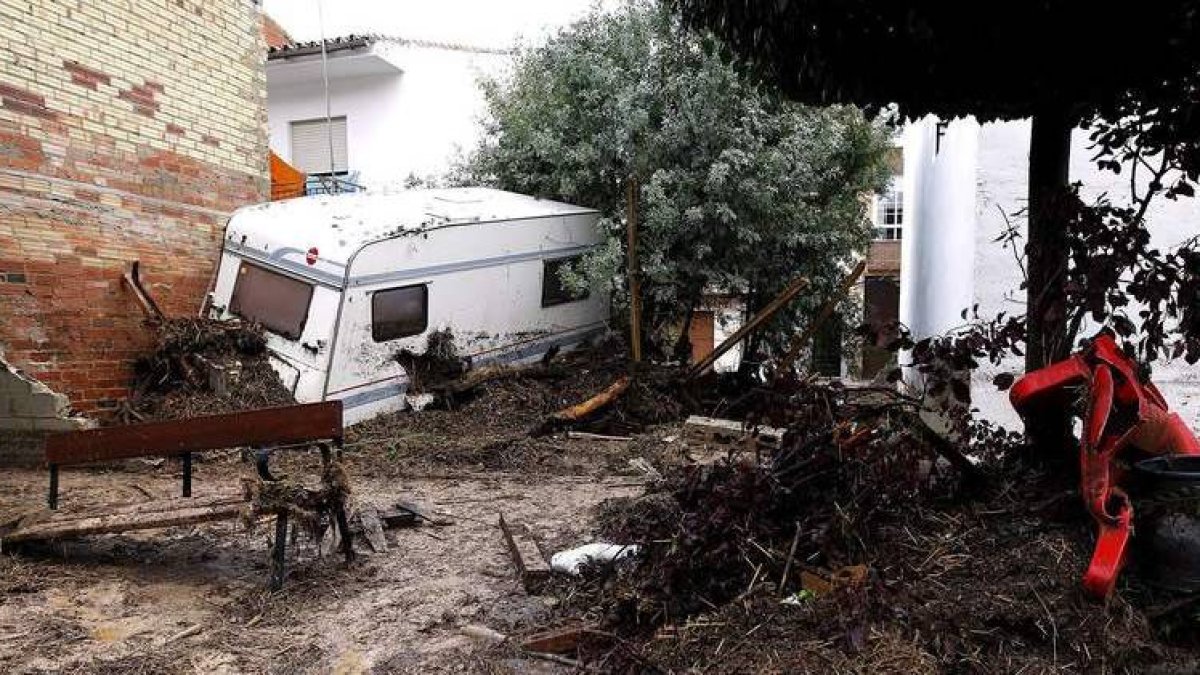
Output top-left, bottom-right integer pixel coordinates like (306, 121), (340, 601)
(29, 400), (352, 589)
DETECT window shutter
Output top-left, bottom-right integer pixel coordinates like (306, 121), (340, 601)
(290, 117), (348, 174)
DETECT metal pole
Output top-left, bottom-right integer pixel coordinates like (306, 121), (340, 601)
(316, 0), (337, 192)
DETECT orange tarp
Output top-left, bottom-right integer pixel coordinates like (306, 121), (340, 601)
(270, 151), (306, 201)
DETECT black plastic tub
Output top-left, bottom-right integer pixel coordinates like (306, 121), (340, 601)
(1132, 455), (1200, 591)
(1134, 455), (1200, 493)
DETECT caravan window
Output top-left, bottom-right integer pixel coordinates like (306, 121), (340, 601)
(229, 262), (313, 340)
(372, 284), (428, 342)
(541, 256), (590, 307)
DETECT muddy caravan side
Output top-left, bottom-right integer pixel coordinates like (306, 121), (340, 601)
(205, 188), (609, 425)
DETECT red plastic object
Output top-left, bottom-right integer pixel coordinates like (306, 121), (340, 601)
(1011, 330), (1200, 598)
(1082, 498), (1132, 598)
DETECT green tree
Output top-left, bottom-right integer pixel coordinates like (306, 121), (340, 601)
(459, 1), (891, 364)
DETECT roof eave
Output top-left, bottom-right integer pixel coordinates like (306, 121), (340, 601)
(267, 36), (375, 61)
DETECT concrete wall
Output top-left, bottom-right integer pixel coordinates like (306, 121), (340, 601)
(0, 0), (269, 415)
(0, 355), (89, 466)
(267, 40), (507, 189)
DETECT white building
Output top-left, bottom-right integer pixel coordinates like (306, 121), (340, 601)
(897, 117), (1200, 430)
(266, 35), (509, 191)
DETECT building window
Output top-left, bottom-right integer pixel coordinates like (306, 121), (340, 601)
(290, 117), (348, 176)
(873, 177), (904, 241)
(542, 256), (589, 307)
(372, 284), (428, 342)
(230, 262), (314, 340)
(874, 226), (903, 241)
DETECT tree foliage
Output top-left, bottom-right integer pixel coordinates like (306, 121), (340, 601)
(459, 1), (891, 361)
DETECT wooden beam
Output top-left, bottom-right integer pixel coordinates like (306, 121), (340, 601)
(2, 495), (247, 543)
(776, 260), (867, 376)
(685, 276), (810, 381)
(521, 625), (588, 654)
(626, 178), (642, 363)
(499, 513), (551, 591)
(548, 375), (631, 425)
(358, 506), (388, 553)
(46, 401), (343, 466)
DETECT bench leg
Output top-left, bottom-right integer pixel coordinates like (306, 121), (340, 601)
(48, 464), (58, 510)
(270, 510), (289, 591)
(335, 502), (355, 563)
(181, 452), (192, 498)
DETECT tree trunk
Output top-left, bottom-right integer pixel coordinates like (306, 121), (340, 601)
(1025, 107), (1075, 450)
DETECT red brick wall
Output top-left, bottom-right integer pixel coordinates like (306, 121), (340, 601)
(867, 240), (901, 277)
(0, 0), (269, 414)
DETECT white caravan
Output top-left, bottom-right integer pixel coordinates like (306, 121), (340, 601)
(205, 188), (609, 425)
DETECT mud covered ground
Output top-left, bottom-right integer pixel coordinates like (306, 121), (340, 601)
(0, 348), (683, 674)
(0, 453), (647, 674)
(7, 342), (1200, 673)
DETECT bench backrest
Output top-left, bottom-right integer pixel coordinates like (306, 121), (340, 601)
(46, 401), (343, 466)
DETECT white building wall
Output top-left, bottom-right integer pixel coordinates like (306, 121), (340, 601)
(899, 116), (978, 345)
(269, 72), (405, 188)
(267, 42), (507, 190)
(967, 120), (1200, 430)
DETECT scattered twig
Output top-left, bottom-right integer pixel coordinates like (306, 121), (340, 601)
(779, 522), (803, 593)
(163, 624), (203, 644)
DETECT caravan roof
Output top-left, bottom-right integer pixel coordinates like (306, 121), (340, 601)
(224, 188), (598, 269)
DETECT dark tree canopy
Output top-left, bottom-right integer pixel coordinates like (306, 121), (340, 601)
(674, 1), (1200, 122)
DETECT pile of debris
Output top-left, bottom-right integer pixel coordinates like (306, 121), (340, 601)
(123, 318), (295, 421)
(530, 380), (1200, 671)
(347, 338), (684, 475)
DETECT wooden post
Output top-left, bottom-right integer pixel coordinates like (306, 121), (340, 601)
(685, 276), (810, 381)
(626, 178), (642, 363)
(270, 510), (289, 591)
(775, 260), (867, 377)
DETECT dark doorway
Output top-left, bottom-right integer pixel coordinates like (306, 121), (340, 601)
(862, 275), (901, 378)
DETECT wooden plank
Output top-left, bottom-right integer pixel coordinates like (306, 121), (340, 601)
(498, 513), (551, 592)
(684, 416), (786, 448)
(2, 498), (246, 543)
(63, 493), (245, 519)
(46, 401), (343, 465)
(776, 260), (867, 376)
(377, 507), (418, 528)
(358, 506), (388, 553)
(521, 625), (588, 654)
